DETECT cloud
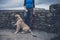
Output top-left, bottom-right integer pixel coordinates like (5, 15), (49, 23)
(0, 4), (50, 10)
(35, 4), (51, 10)
(0, 0), (60, 10)
(0, 7), (24, 10)
(0, 0), (60, 8)
(0, 0), (24, 8)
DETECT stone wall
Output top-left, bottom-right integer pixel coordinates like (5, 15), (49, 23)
(0, 10), (60, 34)
(0, 11), (24, 29)
(33, 10), (60, 34)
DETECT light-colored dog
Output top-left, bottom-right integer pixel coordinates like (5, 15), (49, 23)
(14, 14), (37, 37)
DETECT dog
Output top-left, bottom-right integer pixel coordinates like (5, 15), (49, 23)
(14, 14), (37, 37)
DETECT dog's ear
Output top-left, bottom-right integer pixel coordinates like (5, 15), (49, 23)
(15, 14), (21, 17)
(11, 13), (16, 17)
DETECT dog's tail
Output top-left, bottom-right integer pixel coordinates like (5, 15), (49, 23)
(29, 30), (37, 37)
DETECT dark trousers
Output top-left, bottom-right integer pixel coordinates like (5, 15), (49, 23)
(24, 8), (33, 29)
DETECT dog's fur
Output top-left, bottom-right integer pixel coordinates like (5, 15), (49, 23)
(14, 14), (37, 37)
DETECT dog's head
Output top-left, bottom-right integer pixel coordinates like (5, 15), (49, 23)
(15, 14), (20, 18)
(15, 14), (22, 20)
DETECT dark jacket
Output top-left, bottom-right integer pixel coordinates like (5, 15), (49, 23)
(24, 0), (35, 8)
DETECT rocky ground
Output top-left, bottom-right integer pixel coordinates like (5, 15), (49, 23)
(0, 29), (58, 40)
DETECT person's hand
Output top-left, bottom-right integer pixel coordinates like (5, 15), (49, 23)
(24, 6), (28, 12)
(25, 9), (28, 12)
(33, 8), (36, 16)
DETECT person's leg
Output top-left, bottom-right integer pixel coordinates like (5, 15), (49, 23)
(27, 8), (33, 29)
(24, 8), (33, 29)
(24, 9), (29, 25)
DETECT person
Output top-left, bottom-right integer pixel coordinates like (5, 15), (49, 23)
(24, 0), (35, 29)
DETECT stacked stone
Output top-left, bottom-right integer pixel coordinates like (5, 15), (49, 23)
(49, 4), (60, 34)
(0, 9), (60, 34)
(0, 11), (25, 29)
(0, 12), (12, 29)
(33, 10), (49, 30)
(0, 10), (52, 31)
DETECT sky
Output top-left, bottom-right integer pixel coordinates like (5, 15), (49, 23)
(0, 0), (60, 10)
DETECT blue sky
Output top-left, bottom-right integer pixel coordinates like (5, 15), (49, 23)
(0, 0), (60, 10)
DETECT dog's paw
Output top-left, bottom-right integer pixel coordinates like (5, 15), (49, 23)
(21, 31), (26, 34)
(14, 32), (17, 34)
